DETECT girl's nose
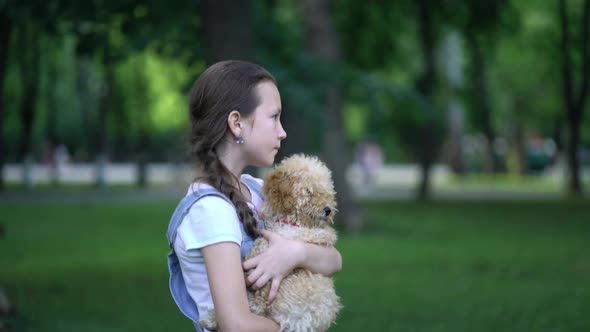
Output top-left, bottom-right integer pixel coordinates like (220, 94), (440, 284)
(278, 123), (287, 140)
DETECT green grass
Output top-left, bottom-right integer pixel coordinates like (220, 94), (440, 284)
(440, 173), (590, 194)
(1, 199), (589, 331)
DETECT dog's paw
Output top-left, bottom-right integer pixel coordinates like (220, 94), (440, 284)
(198, 309), (219, 331)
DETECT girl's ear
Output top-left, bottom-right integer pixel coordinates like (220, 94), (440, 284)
(227, 110), (242, 139)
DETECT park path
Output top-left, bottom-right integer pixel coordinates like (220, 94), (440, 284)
(0, 162), (587, 203)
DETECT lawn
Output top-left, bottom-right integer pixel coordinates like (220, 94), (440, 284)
(1, 198), (589, 331)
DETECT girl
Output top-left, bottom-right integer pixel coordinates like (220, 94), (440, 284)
(166, 60), (342, 332)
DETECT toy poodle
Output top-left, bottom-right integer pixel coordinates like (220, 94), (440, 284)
(200, 154), (342, 332)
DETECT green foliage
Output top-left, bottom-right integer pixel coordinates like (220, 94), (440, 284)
(345, 72), (446, 162)
(107, 50), (199, 161)
(489, 2), (562, 138)
(334, 1), (406, 70)
(1, 199), (589, 331)
(2, 0), (589, 166)
(343, 103), (369, 143)
(115, 51), (194, 131)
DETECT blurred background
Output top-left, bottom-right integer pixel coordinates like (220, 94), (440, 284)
(1, 0), (589, 331)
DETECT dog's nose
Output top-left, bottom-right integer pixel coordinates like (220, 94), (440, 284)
(323, 207), (331, 216)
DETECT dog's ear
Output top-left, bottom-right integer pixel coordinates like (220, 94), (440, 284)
(280, 192), (295, 212)
(265, 169), (296, 214)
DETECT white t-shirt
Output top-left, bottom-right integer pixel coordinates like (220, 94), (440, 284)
(173, 174), (263, 327)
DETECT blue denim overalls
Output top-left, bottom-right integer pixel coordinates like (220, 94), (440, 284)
(166, 176), (263, 331)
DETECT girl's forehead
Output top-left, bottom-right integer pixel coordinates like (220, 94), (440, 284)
(256, 81), (281, 100)
(256, 81), (281, 103)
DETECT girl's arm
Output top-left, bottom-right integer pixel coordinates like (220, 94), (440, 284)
(202, 242), (279, 332)
(242, 229), (342, 302)
(298, 241), (342, 275)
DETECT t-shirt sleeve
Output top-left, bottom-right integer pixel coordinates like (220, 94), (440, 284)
(177, 196), (242, 251)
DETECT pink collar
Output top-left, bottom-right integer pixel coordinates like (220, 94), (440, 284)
(278, 219), (299, 227)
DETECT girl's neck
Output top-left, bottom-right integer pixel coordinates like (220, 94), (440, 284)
(198, 170), (251, 202)
(216, 141), (246, 180)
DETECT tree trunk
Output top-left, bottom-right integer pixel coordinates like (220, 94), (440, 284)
(466, 32), (497, 174)
(302, 0), (364, 232)
(201, 0), (255, 64)
(513, 117), (527, 175)
(17, 22), (40, 164)
(416, 130), (434, 199)
(276, 100), (311, 160)
(44, 36), (60, 185)
(76, 57), (93, 159)
(447, 100), (464, 174)
(95, 45), (114, 188)
(559, 0), (589, 196)
(46, 37), (58, 146)
(415, 0), (437, 200)
(566, 115), (582, 193)
(257, 0), (310, 160)
(0, 11), (12, 190)
(441, 32), (465, 174)
(200, 0), (258, 176)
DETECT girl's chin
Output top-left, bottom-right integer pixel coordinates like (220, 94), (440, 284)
(252, 159), (274, 168)
(249, 152), (277, 168)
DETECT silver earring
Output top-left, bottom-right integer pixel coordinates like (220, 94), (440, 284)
(236, 137), (245, 144)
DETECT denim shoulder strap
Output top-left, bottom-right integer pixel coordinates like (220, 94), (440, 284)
(167, 188), (231, 248)
(166, 188), (230, 331)
(240, 175), (264, 201)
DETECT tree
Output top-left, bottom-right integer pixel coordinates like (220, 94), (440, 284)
(253, 1), (324, 160)
(459, 0), (513, 174)
(201, 0), (255, 63)
(334, 0), (447, 199)
(0, 7), (12, 190)
(302, 0), (364, 231)
(1, 1), (50, 189)
(440, 31), (466, 174)
(16, 20), (41, 187)
(413, 0), (443, 199)
(489, 2), (559, 177)
(72, 17), (119, 188)
(200, 0), (261, 178)
(64, 0), (199, 186)
(559, 0), (589, 195)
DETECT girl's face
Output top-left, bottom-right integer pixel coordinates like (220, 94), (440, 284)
(241, 81), (287, 167)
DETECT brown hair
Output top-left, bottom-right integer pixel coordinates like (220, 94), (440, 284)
(188, 60), (276, 237)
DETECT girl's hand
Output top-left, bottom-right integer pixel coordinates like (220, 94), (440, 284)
(242, 229), (304, 303)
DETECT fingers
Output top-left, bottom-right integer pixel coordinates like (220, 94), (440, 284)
(242, 255), (260, 271)
(267, 277), (282, 303)
(245, 267), (263, 287)
(252, 273), (270, 290)
(259, 229), (276, 240)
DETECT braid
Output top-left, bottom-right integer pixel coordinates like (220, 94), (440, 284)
(197, 149), (259, 238)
